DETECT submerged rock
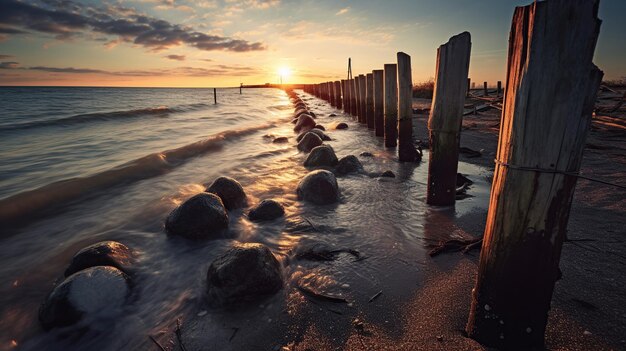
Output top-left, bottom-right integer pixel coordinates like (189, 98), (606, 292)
(359, 152), (374, 157)
(272, 136), (288, 143)
(165, 193), (229, 240)
(206, 242), (282, 305)
(296, 170), (340, 205)
(335, 122), (348, 130)
(65, 241), (133, 277)
(206, 176), (247, 210)
(304, 145), (338, 168)
(39, 266), (130, 330)
(294, 114), (316, 133)
(297, 128), (331, 142)
(380, 170), (396, 178)
(248, 199), (285, 221)
(336, 155), (363, 175)
(297, 132), (323, 153)
(313, 124), (325, 131)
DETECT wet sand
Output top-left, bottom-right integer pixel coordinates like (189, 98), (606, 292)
(175, 93), (625, 351)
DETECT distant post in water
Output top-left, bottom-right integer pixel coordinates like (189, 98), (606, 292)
(341, 80), (347, 113)
(497, 80), (502, 97)
(329, 81), (336, 107)
(397, 52), (419, 161)
(240, 83), (242, 94)
(426, 32), (472, 206)
(373, 69), (384, 137)
(358, 74), (367, 124)
(483, 81), (488, 96)
(366, 73), (375, 129)
(383, 64), (398, 147)
(467, 1), (602, 349)
(335, 81), (342, 109)
(214, 88), (217, 104)
(350, 78), (358, 117)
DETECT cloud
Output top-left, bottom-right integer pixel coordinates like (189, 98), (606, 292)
(0, 54), (14, 59)
(0, 61), (19, 69)
(335, 7), (350, 16)
(165, 54), (186, 61)
(29, 66), (108, 74)
(0, 0), (266, 52)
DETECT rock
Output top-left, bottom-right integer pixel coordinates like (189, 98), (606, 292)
(248, 199), (285, 221)
(206, 242), (282, 305)
(335, 122), (348, 130)
(297, 128), (331, 142)
(380, 170), (395, 178)
(64, 241), (133, 277)
(399, 144), (423, 162)
(296, 170), (340, 205)
(39, 266), (130, 330)
(309, 111), (316, 118)
(206, 176), (247, 210)
(165, 193), (229, 240)
(313, 124), (325, 131)
(456, 173), (473, 187)
(329, 113), (337, 117)
(295, 103), (307, 109)
(297, 132), (323, 153)
(272, 136), (288, 143)
(359, 152), (374, 157)
(295, 109), (311, 118)
(336, 155), (363, 175)
(304, 145), (338, 168)
(294, 114), (316, 133)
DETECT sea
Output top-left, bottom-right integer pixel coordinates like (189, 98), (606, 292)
(0, 86), (490, 350)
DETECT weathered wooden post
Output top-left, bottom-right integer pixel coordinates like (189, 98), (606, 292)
(467, 1), (602, 349)
(426, 32), (472, 206)
(240, 83), (242, 94)
(483, 81), (488, 96)
(341, 80), (347, 112)
(214, 88), (217, 104)
(373, 69), (384, 137)
(354, 77), (361, 120)
(497, 80), (502, 97)
(384, 64), (398, 147)
(366, 73), (375, 129)
(350, 78), (358, 117)
(467, 78), (471, 97)
(397, 52), (419, 161)
(358, 74), (367, 124)
(335, 80), (342, 109)
(330, 81), (336, 107)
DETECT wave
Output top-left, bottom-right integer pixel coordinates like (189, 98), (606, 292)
(0, 103), (210, 131)
(0, 123), (274, 228)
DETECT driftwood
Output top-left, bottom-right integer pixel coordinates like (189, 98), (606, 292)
(428, 238), (482, 257)
(297, 285), (348, 303)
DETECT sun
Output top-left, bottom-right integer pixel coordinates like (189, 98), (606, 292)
(278, 66), (291, 78)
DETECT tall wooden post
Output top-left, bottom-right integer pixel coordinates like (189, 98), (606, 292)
(350, 78), (358, 117)
(397, 52), (418, 162)
(467, 1), (602, 349)
(330, 81), (336, 107)
(497, 81), (502, 97)
(358, 74), (367, 124)
(467, 78), (471, 97)
(426, 32), (472, 206)
(366, 73), (375, 129)
(373, 69), (384, 137)
(335, 81), (342, 109)
(384, 64), (398, 147)
(341, 80), (347, 112)
(214, 88), (217, 104)
(483, 81), (488, 96)
(354, 77), (361, 120)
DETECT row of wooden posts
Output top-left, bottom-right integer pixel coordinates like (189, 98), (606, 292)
(300, 0), (602, 349)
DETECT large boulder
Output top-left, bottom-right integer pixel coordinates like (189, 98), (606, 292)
(296, 170), (340, 205)
(206, 176), (247, 210)
(304, 145), (338, 168)
(336, 155), (363, 175)
(297, 128), (331, 142)
(165, 193), (229, 240)
(65, 241), (133, 277)
(295, 109), (311, 118)
(297, 132), (323, 153)
(39, 266), (130, 330)
(206, 243), (283, 305)
(248, 199), (285, 221)
(294, 114), (316, 133)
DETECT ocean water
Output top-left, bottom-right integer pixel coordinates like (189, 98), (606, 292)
(0, 87), (491, 350)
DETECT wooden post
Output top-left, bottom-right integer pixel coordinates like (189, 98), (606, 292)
(397, 52), (418, 162)
(330, 81), (336, 107)
(335, 81), (342, 109)
(359, 74), (366, 124)
(214, 88), (217, 104)
(426, 32), (472, 206)
(373, 69), (384, 137)
(366, 73), (374, 129)
(352, 78), (358, 117)
(240, 83), (242, 94)
(483, 81), (488, 96)
(384, 64), (398, 147)
(354, 77), (361, 120)
(497, 80), (502, 97)
(467, 1), (602, 349)
(341, 79), (347, 112)
(467, 78), (471, 97)
(349, 79), (356, 117)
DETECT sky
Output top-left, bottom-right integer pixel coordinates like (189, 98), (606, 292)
(0, 0), (624, 87)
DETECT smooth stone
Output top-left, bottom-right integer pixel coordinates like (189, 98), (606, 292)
(294, 114), (316, 133)
(297, 132), (323, 153)
(304, 145), (338, 168)
(206, 242), (282, 305)
(165, 193), (229, 240)
(272, 136), (288, 143)
(329, 113), (337, 117)
(313, 124), (325, 131)
(206, 176), (247, 210)
(380, 170), (396, 178)
(335, 122), (348, 130)
(336, 155), (363, 175)
(296, 128), (331, 142)
(65, 241), (133, 277)
(359, 152), (374, 157)
(295, 109), (311, 118)
(296, 170), (340, 205)
(39, 266), (130, 330)
(248, 199), (285, 221)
